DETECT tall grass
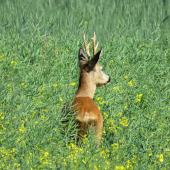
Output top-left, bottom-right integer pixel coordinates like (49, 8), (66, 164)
(0, 0), (170, 169)
(1, 0), (170, 41)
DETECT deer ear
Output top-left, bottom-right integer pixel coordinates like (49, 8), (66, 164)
(88, 48), (102, 71)
(78, 48), (87, 68)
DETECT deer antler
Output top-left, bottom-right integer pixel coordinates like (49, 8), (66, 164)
(83, 33), (90, 59)
(91, 32), (99, 56)
(83, 32), (99, 59)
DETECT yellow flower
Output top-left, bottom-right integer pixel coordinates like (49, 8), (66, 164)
(14, 163), (20, 167)
(148, 153), (153, 156)
(85, 21), (88, 24)
(82, 159), (87, 164)
(19, 124), (26, 133)
(128, 80), (133, 86)
(99, 101), (106, 104)
(103, 112), (108, 118)
(69, 82), (76, 86)
(59, 97), (63, 101)
(119, 117), (128, 127)
(41, 86), (46, 90)
(115, 165), (126, 170)
(111, 143), (119, 150)
(136, 94), (143, 102)
(21, 83), (27, 87)
(156, 154), (164, 162)
(97, 97), (103, 101)
(124, 75), (128, 79)
(44, 151), (49, 157)
(112, 87), (120, 92)
(53, 84), (58, 87)
(12, 148), (17, 152)
(10, 61), (17, 65)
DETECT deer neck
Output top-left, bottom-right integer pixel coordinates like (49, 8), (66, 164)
(75, 72), (96, 99)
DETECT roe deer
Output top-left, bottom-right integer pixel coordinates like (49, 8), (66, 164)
(63, 32), (110, 143)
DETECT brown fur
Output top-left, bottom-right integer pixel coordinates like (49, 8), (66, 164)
(72, 97), (103, 141)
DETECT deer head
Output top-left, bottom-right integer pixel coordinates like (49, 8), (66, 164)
(76, 32), (110, 99)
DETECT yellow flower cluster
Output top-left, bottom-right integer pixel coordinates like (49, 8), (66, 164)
(115, 165), (126, 170)
(119, 117), (128, 127)
(156, 154), (164, 162)
(127, 79), (135, 86)
(52, 84), (58, 87)
(19, 124), (26, 133)
(136, 94), (143, 102)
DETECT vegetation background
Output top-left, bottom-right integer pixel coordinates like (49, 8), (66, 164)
(0, 0), (170, 169)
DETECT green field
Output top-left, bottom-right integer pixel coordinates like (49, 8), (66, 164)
(0, 0), (170, 169)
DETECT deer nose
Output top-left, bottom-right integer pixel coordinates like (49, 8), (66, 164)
(107, 77), (110, 84)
